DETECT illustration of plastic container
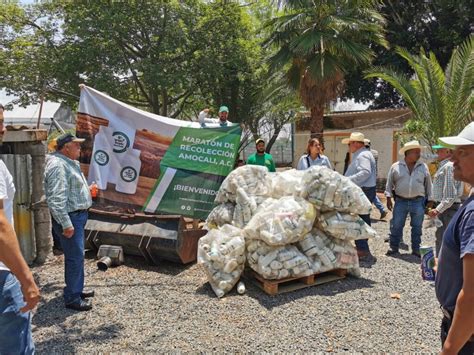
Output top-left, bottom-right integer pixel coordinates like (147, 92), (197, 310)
(115, 148), (142, 194)
(88, 126), (114, 190)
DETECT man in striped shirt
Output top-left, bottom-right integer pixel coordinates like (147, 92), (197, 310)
(428, 145), (463, 257)
(44, 133), (94, 312)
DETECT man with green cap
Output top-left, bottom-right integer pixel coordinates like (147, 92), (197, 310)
(198, 106), (233, 128)
(428, 144), (464, 257)
(246, 138), (276, 172)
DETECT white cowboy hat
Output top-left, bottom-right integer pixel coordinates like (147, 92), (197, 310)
(363, 138), (371, 145)
(439, 122), (474, 146)
(399, 140), (426, 155)
(341, 132), (365, 144)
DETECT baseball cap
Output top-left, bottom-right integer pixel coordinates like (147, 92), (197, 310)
(218, 106), (229, 113)
(255, 138), (265, 145)
(439, 122), (474, 146)
(56, 133), (85, 150)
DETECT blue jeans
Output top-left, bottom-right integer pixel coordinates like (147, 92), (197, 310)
(373, 195), (385, 213)
(389, 197), (425, 251)
(357, 186), (376, 252)
(0, 271), (35, 355)
(52, 210), (88, 305)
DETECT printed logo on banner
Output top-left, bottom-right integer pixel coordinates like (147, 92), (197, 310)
(94, 150), (110, 166)
(120, 166), (138, 182)
(112, 131), (130, 153)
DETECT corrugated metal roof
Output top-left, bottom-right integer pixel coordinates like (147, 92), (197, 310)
(2, 102), (61, 125)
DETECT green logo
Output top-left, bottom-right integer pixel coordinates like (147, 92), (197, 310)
(112, 131), (130, 153)
(94, 150), (109, 166)
(120, 166), (138, 182)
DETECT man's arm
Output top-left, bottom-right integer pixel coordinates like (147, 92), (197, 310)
(424, 164), (434, 202)
(385, 165), (395, 211)
(431, 166), (461, 216)
(0, 200), (40, 312)
(442, 254), (474, 354)
(268, 155), (276, 172)
(44, 162), (72, 231)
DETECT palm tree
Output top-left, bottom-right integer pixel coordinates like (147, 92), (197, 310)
(266, 0), (387, 140)
(366, 35), (474, 145)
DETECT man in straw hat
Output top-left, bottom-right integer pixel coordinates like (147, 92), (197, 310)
(435, 122), (474, 354)
(385, 140), (433, 258)
(342, 132), (377, 262)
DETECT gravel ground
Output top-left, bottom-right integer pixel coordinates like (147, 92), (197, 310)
(31, 204), (441, 353)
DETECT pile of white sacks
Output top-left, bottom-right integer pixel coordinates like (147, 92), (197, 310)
(198, 165), (377, 298)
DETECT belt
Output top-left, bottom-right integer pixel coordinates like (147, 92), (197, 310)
(69, 209), (88, 215)
(396, 196), (424, 201)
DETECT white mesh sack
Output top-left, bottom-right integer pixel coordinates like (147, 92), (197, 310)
(317, 211), (378, 241)
(197, 224), (246, 298)
(246, 240), (313, 280)
(300, 165), (371, 214)
(271, 169), (305, 199)
(243, 196), (317, 245)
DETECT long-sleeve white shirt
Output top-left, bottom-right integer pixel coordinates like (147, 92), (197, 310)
(385, 159), (433, 200)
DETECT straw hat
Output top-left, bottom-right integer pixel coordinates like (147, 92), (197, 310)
(399, 140), (425, 155)
(364, 138), (371, 145)
(341, 132), (365, 144)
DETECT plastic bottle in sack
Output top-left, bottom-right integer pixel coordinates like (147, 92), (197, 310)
(219, 238), (243, 255)
(237, 281), (246, 294)
(283, 255), (306, 269)
(115, 148), (142, 194)
(223, 259), (238, 273)
(88, 126), (114, 190)
(277, 248), (298, 262)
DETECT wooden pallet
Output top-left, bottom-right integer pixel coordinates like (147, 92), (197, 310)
(245, 268), (348, 295)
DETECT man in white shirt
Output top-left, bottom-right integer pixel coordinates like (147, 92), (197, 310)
(198, 106), (233, 128)
(0, 103), (40, 354)
(385, 140), (433, 257)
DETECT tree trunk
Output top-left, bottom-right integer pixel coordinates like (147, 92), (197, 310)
(266, 126), (281, 153)
(309, 105), (325, 145)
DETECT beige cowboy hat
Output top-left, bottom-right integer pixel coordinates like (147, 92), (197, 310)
(399, 140), (426, 155)
(341, 132), (365, 144)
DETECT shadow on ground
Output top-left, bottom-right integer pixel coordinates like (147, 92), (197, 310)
(194, 275), (377, 310)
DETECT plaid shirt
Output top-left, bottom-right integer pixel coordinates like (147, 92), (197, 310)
(432, 159), (463, 214)
(44, 152), (92, 229)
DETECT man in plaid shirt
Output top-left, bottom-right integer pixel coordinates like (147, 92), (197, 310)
(428, 145), (464, 257)
(44, 133), (94, 311)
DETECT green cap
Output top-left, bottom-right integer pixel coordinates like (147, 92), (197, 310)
(432, 144), (445, 150)
(218, 105), (229, 113)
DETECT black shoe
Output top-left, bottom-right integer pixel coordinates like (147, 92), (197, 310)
(386, 249), (400, 256)
(65, 299), (92, 312)
(399, 242), (409, 251)
(411, 250), (421, 258)
(81, 290), (95, 299)
(52, 248), (63, 256)
(380, 210), (388, 219)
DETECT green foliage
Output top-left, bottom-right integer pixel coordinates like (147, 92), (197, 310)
(265, 0), (387, 136)
(366, 35), (474, 145)
(343, 0), (474, 108)
(0, 1), (265, 126)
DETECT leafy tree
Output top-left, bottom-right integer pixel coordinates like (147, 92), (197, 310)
(265, 0), (387, 140)
(343, 0), (474, 108)
(0, 1), (264, 124)
(366, 36), (474, 146)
